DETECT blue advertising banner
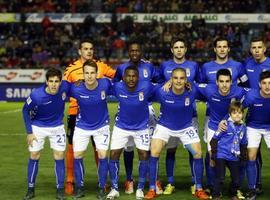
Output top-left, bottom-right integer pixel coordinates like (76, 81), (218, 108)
(0, 84), (41, 101)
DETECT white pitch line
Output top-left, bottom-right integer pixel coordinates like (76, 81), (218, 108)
(0, 109), (21, 114)
(0, 133), (24, 136)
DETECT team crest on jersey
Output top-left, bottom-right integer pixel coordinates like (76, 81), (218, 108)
(139, 92), (144, 101)
(186, 68), (190, 77)
(62, 92), (66, 100)
(26, 97), (32, 105)
(239, 131), (244, 139)
(143, 69), (148, 78)
(101, 90), (106, 100)
(185, 97), (190, 106)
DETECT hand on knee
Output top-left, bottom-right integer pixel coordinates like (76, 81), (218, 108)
(30, 151), (40, 160)
(74, 151), (84, 159)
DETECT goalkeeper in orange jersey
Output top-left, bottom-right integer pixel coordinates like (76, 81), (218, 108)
(64, 38), (115, 195)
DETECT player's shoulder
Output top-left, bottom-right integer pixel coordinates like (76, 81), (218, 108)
(140, 59), (154, 67)
(161, 59), (173, 66)
(201, 60), (214, 68)
(95, 58), (109, 67)
(228, 59), (242, 67)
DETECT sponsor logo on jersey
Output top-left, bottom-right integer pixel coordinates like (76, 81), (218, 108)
(165, 100), (175, 103)
(212, 98), (221, 102)
(209, 71), (217, 74)
(43, 101), (52, 105)
(247, 69), (254, 72)
(80, 95), (89, 98)
(119, 94), (128, 98)
(143, 69), (148, 78)
(62, 92), (66, 100)
(139, 92), (144, 101)
(254, 104), (263, 106)
(185, 97), (190, 106)
(101, 90), (106, 100)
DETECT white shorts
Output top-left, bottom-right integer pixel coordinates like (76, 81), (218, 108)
(247, 126), (270, 148)
(203, 116), (210, 143)
(123, 104), (157, 150)
(29, 125), (66, 152)
(205, 128), (215, 151)
(73, 125), (110, 152)
(166, 118), (199, 149)
(111, 126), (150, 151)
(153, 124), (200, 146)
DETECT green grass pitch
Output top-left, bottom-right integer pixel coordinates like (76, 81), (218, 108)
(0, 102), (270, 200)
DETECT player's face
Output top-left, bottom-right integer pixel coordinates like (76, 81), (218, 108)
(259, 77), (270, 97)
(214, 40), (230, 60)
(79, 42), (94, 62)
(128, 44), (141, 63)
(230, 109), (243, 124)
(171, 41), (187, 61)
(216, 75), (232, 96)
(250, 41), (266, 62)
(171, 70), (187, 92)
(83, 65), (97, 86)
(124, 69), (139, 90)
(46, 76), (61, 95)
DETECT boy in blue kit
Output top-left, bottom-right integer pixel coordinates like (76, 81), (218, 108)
(210, 101), (247, 200)
(22, 68), (69, 200)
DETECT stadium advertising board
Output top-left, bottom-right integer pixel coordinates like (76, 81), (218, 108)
(19, 13), (270, 23)
(0, 84), (41, 101)
(0, 69), (45, 83)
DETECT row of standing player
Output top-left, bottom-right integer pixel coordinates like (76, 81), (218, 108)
(22, 36), (270, 200)
(63, 36), (270, 199)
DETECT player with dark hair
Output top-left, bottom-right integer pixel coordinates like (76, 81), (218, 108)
(22, 68), (69, 200)
(107, 66), (155, 200)
(200, 37), (248, 194)
(113, 40), (163, 195)
(64, 39), (115, 195)
(243, 71), (270, 200)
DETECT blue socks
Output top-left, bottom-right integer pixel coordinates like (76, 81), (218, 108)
(149, 156), (159, 190)
(193, 158), (203, 190)
(98, 158), (108, 189)
(247, 160), (256, 190)
(109, 159), (120, 190)
(189, 151), (195, 184)
(123, 150), (134, 181)
(166, 151), (175, 185)
(137, 160), (148, 189)
(55, 159), (65, 189)
(27, 159), (39, 188)
(74, 158), (84, 188)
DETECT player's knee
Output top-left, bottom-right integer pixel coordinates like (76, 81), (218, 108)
(150, 147), (161, 157)
(30, 151), (40, 160)
(74, 151), (84, 159)
(53, 150), (64, 160)
(110, 149), (122, 160)
(138, 149), (148, 160)
(185, 144), (202, 159)
(97, 149), (107, 159)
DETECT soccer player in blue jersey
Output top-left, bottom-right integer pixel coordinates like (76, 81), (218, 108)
(113, 41), (163, 195)
(198, 68), (246, 196)
(22, 68), (69, 200)
(210, 101), (247, 200)
(159, 37), (201, 195)
(70, 60), (111, 200)
(145, 68), (209, 200)
(107, 66), (154, 200)
(243, 37), (270, 194)
(242, 71), (270, 200)
(200, 37), (248, 193)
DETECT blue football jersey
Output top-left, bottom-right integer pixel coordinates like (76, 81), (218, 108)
(242, 89), (270, 129)
(113, 80), (154, 130)
(200, 59), (247, 84)
(113, 59), (161, 83)
(70, 78), (111, 130)
(196, 84), (246, 131)
(244, 57), (270, 89)
(22, 81), (70, 134)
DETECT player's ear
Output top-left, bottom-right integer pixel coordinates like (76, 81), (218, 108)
(170, 48), (173, 54)
(228, 47), (230, 53)
(78, 49), (81, 56)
